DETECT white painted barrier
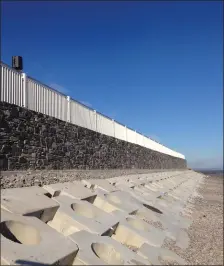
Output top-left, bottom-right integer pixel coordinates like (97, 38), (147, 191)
(0, 62), (185, 159)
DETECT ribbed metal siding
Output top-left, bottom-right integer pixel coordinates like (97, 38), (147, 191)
(136, 133), (144, 147)
(96, 113), (114, 137)
(114, 122), (126, 141)
(27, 78), (67, 121)
(127, 128), (136, 144)
(0, 64), (24, 107)
(70, 100), (96, 131)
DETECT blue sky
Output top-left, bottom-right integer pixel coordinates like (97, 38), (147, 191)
(2, 1), (223, 169)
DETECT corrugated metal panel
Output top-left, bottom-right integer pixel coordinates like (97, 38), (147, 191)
(0, 64), (24, 107)
(70, 100), (96, 131)
(96, 113), (114, 137)
(127, 128), (136, 144)
(136, 133), (144, 146)
(27, 78), (67, 121)
(148, 138), (163, 153)
(114, 122), (126, 141)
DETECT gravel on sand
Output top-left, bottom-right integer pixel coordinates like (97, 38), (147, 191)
(167, 174), (223, 265)
(0, 168), (177, 189)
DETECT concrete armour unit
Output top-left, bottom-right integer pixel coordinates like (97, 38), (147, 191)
(137, 243), (187, 265)
(114, 181), (136, 189)
(48, 195), (119, 236)
(81, 179), (118, 193)
(127, 179), (146, 186)
(133, 199), (192, 242)
(163, 209), (193, 230)
(107, 174), (147, 185)
(69, 230), (151, 265)
(136, 173), (154, 181)
(93, 190), (143, 214)
(111, 183), (168, 215)
(142, 183), (161, 193)
(119, 174), (156, 185)
(0, 210), (79, 265)
(132, 184), (161, 199)
(43, 181), (96, 202)
(0, 169), (205, 265)
(157, 180), (177, 190)
(114, 183), (163, 212)
(106, 176), (123, 185)
(1, 187), (59, 223)
(1, 186), (50, 197)
(153, 197), (185, 216)
(132, 207), (179, 241)
(94, 187), (170, 226)
(175, 229), (190, 249)
(111, 215), (166, 249)
(139, 177), (154, 183)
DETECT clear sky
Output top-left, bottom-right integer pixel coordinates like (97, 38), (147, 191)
(2, 1), (223, 169)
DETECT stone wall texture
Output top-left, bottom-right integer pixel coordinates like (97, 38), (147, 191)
(0, 101), (187, 171)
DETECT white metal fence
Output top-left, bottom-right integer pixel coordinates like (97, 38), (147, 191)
(27, 78), (68, 122)
(0, 62), (185, 159)
(0, 63), (25, 107)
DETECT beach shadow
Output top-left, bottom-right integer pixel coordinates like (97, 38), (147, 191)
(15, 260), (50, 266)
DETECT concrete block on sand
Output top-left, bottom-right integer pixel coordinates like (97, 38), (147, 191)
(43, 181), (96, 202)
(0, 209), (78, 265)
(48, 195), (119, 236)
(82, 178), (118, 193)
(115, 183), (161, 210)
(137, 243), (186, 265)
(1, 187), (59, 223)
(1, 186), (49, 197)
(70, 230), (151, 265)
(93, 190), (142, 214)
(114, 181), (136, 188)
(112, 215), (166, 248)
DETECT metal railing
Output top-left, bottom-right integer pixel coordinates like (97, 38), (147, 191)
(0, 62), (185, 159)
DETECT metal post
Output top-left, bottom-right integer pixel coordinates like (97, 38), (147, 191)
(21, 73), (27, 108)
(67, 96), (70, 123)
(94, 110), (97, 132)
(125, 126), (127, 141)
(112, 119), (115, 137)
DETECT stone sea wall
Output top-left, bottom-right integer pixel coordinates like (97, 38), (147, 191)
(0, 101), (187, 171)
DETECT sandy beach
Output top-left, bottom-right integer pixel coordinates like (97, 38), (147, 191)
(177, 173), (223, 265)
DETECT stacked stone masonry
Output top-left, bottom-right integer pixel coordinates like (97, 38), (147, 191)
(0, 169), (205, 265)
(0, 101), (186, 171)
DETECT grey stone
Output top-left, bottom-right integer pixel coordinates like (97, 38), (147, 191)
(0, 101), (187, 171)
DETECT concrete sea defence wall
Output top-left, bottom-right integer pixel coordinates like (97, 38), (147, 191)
(1, 170), (205, 265)
(0, 101), (187, 171)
